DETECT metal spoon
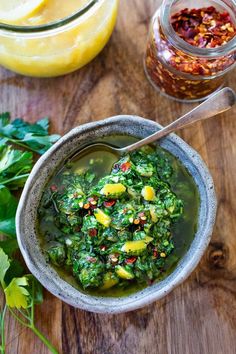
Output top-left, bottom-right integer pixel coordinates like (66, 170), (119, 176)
(74, 87), (236, 162)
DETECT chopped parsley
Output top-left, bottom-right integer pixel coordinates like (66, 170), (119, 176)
(38, 146), (184, 291)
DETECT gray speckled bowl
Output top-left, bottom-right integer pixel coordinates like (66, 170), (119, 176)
(16, 115), (217, 313)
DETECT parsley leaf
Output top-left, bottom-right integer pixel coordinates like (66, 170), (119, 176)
(4, 276), (30, 309)
(0, 112), (10, 127)
(0, 239), (18, 256)
(0, 186), (17, 238)
(0, 143), (33, 189)
(0, 113), (60, 155)
(27, 275), (43, 305)
(4, 259), (24, 285)
(0, 248), (10, 286)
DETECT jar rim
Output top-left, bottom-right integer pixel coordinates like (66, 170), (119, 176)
(0, 0), (99, 33)
(160, 0), (236, 58)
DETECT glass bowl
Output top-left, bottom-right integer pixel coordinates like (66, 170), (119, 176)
(0, 0), (119, 77)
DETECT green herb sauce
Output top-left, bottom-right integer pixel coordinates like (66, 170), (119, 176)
(38, 135), (199, 297)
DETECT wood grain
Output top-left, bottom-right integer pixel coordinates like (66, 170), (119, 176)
(0, 1), (236, 353)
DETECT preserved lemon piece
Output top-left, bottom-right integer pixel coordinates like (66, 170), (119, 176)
(168, 205), (175, 213)
(115, 266), (134, 280)
(141, 186), (156, 201)
(101, 273), (119, 290)
(121, 237), (153, 254)
(94, 208), (111, 227)
(0, 0), (47, 24)
(101, 183), (126, 196)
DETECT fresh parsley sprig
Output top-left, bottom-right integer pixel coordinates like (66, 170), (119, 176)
(0, 113), (60, 354)
(0, 249), (58, 354)
(0, 112), (60, 155)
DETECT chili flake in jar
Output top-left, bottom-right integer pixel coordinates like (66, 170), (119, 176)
(144, 0), (236, 102)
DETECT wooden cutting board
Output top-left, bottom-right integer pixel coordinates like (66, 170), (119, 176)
(0, 1), (236, 353)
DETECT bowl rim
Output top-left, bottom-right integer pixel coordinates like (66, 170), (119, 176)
(16, 115), (217, 313)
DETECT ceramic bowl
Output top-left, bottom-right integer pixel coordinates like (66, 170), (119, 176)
(16, 115), (217, 313)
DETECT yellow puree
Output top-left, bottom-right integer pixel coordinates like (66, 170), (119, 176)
(0, 0), (119, 77)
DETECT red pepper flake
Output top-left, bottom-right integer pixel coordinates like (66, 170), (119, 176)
(140, 219), (147, 226)
(88, 228), (98, 237)
(104, 199), (116, 208)
(50, 184), (58, 192)
(120, 162), (131, 172)
(125, 256), (137, 264)
(89, 204), (97, 210)
(88, 197), (97, 205)
(108, 253), (119, 264)
(153, 249), (158, 258)
(86, 256), (97, 263)
(171, 7), (236, 48)
(85, 198), (98, 209)
(100, 245), (107, 252)
(145, 5), (236, 101)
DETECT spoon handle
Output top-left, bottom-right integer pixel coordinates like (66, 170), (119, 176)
(123, 87), (236, 154)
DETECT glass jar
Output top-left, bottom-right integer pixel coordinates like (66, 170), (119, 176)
(144, 0), (236, 102)
(0, 0), (119, 77)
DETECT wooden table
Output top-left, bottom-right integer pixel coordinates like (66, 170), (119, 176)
(1, 1), (236, 353)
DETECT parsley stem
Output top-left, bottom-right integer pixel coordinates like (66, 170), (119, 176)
(8, 308), (58, 354)
(8, 308), (29, 327)
(2, 137), (37, 154)
(0, 137), (28, 150)
(30, 283), (35, 324)
(17, 309), (31, 322)
(0, 174), (30, 186)
(0, 305), (7, 354)
(30, 325), (59, 354)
